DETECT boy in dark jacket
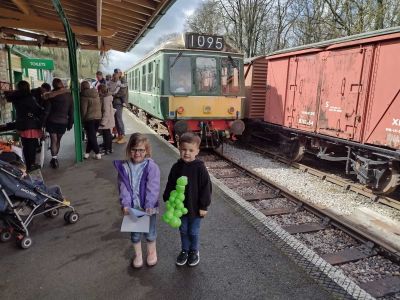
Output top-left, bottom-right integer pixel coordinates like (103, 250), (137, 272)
(163, 132), (212, 267)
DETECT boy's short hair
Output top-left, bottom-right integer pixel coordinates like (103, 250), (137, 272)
(179, 132), (201, 147)
(96, 71), (103, 76)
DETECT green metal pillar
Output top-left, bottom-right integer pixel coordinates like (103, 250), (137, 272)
(6, 45), (16, 121)
(52, 0), (83, 162)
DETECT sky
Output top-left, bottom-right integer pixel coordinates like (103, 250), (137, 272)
(102, 0), (203, 74)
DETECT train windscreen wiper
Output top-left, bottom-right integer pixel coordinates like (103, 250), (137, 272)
(170, 52), (183, 69)
(228, 55), (237, 68)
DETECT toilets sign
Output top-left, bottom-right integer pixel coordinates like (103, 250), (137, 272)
(21, 58), (54, 70)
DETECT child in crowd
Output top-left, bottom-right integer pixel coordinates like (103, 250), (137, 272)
(9, 160), (66, 202)
(113, 133), (160, 268)
(163, 132), (212, 267)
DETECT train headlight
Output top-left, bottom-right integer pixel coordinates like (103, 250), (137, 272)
(228, 107), (235, 114)
(177, 106), (184, 114)
(203, 106), (211, 114)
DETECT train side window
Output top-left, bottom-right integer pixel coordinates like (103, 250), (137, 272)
(169, 56), (192, 93)
(196, 57), (217, 93)
(142, 65), (146, 91)
(134, 69), (139, 91)
(155, 61), (160, 88)
(221, 58), (240, 95)
(147, 62), (153, 92)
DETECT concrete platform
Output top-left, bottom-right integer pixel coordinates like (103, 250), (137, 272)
(0, 111), (334, 299)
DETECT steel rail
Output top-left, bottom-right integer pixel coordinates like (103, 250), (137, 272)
(212, 149), (400, 261)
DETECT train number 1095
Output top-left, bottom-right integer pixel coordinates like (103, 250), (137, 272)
(185, 33), (224, 51)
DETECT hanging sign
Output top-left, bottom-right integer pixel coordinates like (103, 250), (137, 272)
(185, 33), (224, 51)
(21, 58), (54, 70)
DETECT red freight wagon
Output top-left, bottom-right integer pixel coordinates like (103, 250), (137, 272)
(245, 27), (400, 194)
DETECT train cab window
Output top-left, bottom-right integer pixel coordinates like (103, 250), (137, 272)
(196, 57), (217, 93)
(221, 58), (240, 95)
(147, 62), (153, 92)
(169, 56), (192, 93)
(142, 65), (146, 91)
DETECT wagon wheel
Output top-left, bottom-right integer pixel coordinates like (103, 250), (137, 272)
(287, 140), (305, 162)
(372, 167), (400, 195)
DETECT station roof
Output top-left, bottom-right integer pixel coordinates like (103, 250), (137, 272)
(0, 0), (176, 52)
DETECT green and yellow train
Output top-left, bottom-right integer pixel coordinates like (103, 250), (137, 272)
(125, 33), (245, 147)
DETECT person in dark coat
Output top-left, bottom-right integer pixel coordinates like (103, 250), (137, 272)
(42, 78), (74, 169)
(163, 132), (212, 267)
(5, 80), (44, 171)
(31, 82), (51, 107)
(80, 81), (102, 159)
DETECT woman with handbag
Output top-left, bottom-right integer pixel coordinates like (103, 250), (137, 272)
(5, 80), (44, 171)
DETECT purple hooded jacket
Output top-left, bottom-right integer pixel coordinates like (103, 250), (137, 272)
(113, 159), (160, 209)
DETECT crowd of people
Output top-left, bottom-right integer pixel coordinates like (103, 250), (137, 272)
(4, 68), (129, 170)
(5, 68), (213, 269)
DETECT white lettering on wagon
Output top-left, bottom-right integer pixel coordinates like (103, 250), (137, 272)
(298, 118), (314, 126)
(301, 111), (315, 116)
(386, 128), (400, 134)
(393, 118), (400, 126)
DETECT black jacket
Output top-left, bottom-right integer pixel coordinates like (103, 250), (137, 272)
(163, 159), (212, 217)
(5, 90), (43, 131)
(43, 89), (74, 129)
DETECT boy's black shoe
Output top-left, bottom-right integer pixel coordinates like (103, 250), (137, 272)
(176, 250), (188, 266)
(187, 250), (200, 267)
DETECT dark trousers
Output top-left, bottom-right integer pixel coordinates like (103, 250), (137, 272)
(114, 104), (125, 136)
(101, 129), (112, 152)
(20, 137), (38, 171)
(83, 119), (100, 154)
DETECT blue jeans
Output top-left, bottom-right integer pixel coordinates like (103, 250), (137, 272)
(180, 216), (201, 252)
(113, 103), (125, 136)
(131, 214), (157, 243)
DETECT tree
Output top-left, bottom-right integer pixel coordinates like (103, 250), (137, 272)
(185, 0), (224, 34)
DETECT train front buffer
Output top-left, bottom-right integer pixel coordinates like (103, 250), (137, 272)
(166, 95), (245, 147)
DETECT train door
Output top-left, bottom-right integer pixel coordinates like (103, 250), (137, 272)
(317, 46), (373, 141)
(284, 54), (320, 131)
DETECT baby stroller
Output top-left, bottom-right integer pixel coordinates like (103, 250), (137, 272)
(0, 160), (79, 249)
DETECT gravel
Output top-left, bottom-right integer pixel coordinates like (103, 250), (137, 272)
(219, 177), (259, 188)
(252, 198), (295, 210)
(340, 256), (400, 283)
(229, 185), (273, 197)
(220, 144), (400, 221)
(294, 229), (359, 254)
(268, 211), (320, 225)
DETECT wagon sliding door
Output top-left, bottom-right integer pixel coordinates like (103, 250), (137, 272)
(284, 54), (320, 130)
(317, 46), (373, 141)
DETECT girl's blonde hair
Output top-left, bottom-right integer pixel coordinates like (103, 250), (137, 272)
(126, 133), (152, 159)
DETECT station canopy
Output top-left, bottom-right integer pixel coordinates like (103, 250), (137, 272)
(0, 0), (176, 52)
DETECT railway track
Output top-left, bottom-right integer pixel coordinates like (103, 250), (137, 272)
(200, 149), (400, 299)
(245, 133), (400, 211)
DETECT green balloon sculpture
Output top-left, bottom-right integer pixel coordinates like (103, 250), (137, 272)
(163, 176), (188, 228)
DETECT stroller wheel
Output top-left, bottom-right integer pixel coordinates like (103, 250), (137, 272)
(0, 231), (12, 242)
(64, 211), (71, 222)
(67, 212), (79, 224)
(45, 208), (59, 218)
(18, 236), (33, 249)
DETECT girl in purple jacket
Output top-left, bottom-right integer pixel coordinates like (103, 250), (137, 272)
(113, 133), (160, 268)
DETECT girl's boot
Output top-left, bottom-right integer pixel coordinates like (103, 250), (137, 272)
(132, 242), (143, 268)
(146, 241), (157, 266)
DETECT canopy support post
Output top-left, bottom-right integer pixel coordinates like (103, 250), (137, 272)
(51, 0), (83, 162)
